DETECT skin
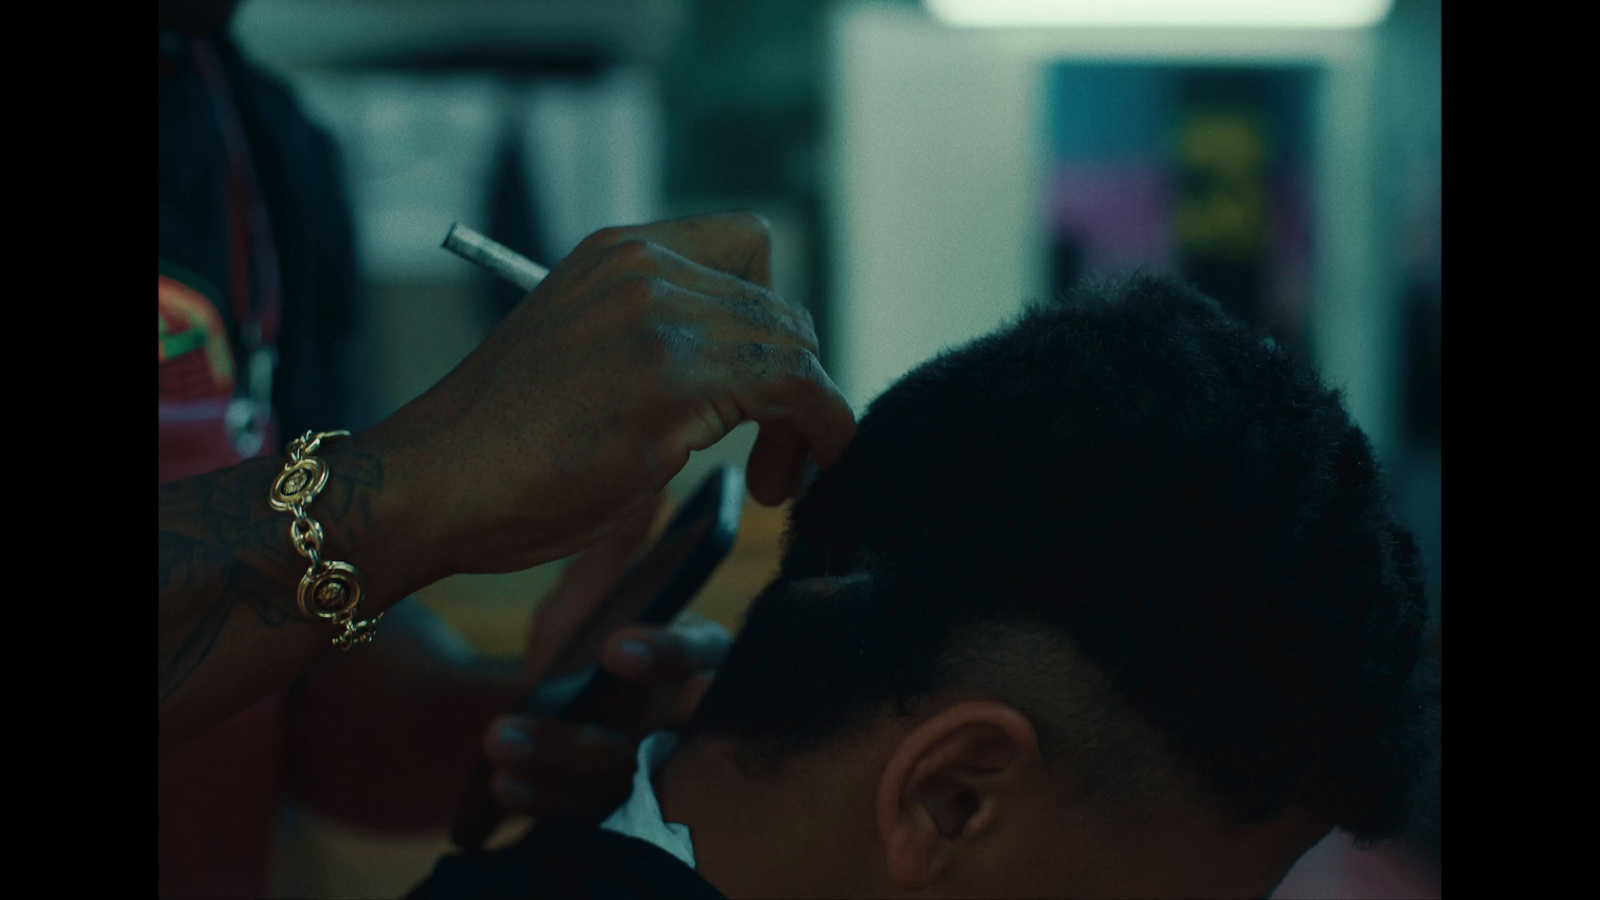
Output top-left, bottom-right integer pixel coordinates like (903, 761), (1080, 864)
(164, 5), (761, 869)
(656, 699), (1330, 899)
(285, 493), (732, 830)
(163, 0), (802, 862)
(159, 214), (845, 849)
(479, 491), (731, 823)
(158, 213), (854, 759)
(652, 579), (1334, 900)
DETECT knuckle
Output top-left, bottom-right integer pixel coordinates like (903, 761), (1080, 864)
(734, 341), (775, 374)
(779, 345), (821, 382)
(789, 314), (819, 349)
(728, 210), (772, 239)
(639, 323), (692, 371)
(746, 285), (782, 309)
(727, 211), (773, 257)
(736, 343), (823, 392)
(603, 238), (655, 270)
(744, 285), (813, 333)
(613, 274), (662, 307)
(581, 226), (627, 251)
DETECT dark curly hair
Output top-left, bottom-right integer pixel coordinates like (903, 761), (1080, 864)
(688, 272), (1434, 844)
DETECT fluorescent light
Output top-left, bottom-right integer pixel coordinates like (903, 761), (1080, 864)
(924, 0), (1394, 29)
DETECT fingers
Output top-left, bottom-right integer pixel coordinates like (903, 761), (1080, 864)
(707, 341), (857, 487)
(572, 214), (856, 501)
(486, 716), (637, 776)
(746, 420), (809, 507)
(586, 212), (774, 287)
(646, 277), (817, 357)
(485, 716), (638, 819)
(636, 242), (814, 344)
(669, 672), (717, 726)
(490, 617), (733, 819)
(575, 214), (814, 352)
(653, 256), (818, 352)
(601, 615), (732, 683)
(584, 236), (814, 356)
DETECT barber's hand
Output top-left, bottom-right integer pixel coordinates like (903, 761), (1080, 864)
(358, 213), (855, 585)
(481, 496), (732, 820)
(482, 620), (729, 821)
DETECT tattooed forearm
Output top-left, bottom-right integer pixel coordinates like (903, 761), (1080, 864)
(158, 447), (393, 753)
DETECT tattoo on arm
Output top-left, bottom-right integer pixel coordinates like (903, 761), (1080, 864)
(158, 450), (385, 707)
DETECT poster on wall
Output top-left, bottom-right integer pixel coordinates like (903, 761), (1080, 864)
(1045, 64), (1318, 351)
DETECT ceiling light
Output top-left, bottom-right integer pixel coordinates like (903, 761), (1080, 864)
(924, 0), (1394, 29)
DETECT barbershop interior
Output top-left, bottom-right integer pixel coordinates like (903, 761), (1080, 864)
(165, 0), (1441, 896)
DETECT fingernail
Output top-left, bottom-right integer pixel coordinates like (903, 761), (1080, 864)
(497, 723), (536, 760)
(616, 639), (653, 666)
(496, 776), (538, 809)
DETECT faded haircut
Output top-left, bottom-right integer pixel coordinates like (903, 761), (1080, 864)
(689, 272), (1435, 843)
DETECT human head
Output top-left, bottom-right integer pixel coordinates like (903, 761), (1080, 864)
(684, 272), (1434, 897)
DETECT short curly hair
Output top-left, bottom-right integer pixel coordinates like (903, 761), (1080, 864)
(689, 272), (1434, 843)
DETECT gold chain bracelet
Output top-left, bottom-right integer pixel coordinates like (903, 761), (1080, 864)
(268, 430), (384, 650)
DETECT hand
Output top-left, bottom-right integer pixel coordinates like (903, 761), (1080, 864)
(482, 619), (730, 821)
(356, 213), (855, 587)
(482, 499), (732, 821)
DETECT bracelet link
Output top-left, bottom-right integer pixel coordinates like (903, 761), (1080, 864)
(269, 457), (328, 513)
(289, 516), (324, 560)
(332, 612), (384, 650)
(274, 430), (383, 650)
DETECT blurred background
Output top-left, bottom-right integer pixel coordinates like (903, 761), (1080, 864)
(213, 1), (1440, 895)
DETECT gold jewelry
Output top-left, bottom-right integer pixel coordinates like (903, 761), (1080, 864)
(269, 430), (384, 649)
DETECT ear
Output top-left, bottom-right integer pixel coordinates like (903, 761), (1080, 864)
(875, 699), (1042, 890)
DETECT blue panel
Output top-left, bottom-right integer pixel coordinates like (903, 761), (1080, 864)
(1046, 64), (1173, 162)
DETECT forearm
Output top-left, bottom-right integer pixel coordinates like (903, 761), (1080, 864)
(285, 600), (525, 832)
(158, 438), (434, 756)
